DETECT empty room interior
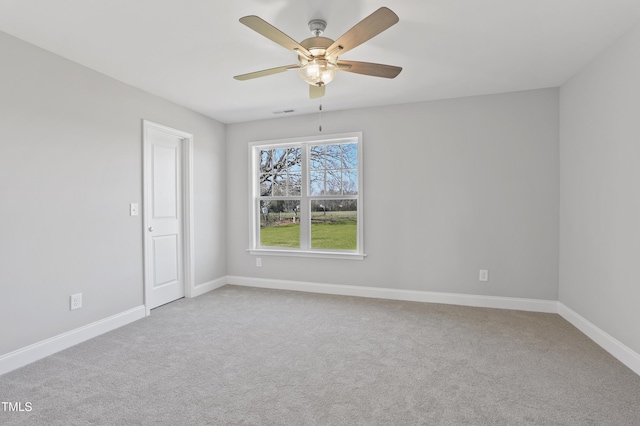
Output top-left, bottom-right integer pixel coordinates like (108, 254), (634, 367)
(1, 0), (640, 424)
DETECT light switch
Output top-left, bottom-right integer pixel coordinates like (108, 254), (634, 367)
(130, 203), (139, 216)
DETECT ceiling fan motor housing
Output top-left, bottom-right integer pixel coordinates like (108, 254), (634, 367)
(300, 37), (334, 57)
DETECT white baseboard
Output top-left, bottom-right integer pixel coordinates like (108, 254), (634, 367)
(0, 305), (145, 376)
(225, 275), (559, 313)
(191, 276), (227, 298)
(558, 303), (640, 376)
(1, 276), (224, 377)
(5, 280), (638, 380)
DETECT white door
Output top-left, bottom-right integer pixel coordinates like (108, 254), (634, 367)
(144, 123), (187, 309)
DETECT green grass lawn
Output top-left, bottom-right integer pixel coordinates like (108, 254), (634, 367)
(260, 220), (357, 250)
(311, 220), (357, 249)
(260, 223), (300, 248)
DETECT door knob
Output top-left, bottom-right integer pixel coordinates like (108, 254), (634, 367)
(148, 226), (154, 232)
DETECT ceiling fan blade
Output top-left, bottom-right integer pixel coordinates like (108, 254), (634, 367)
(309, 84), (326, 99)
(337, 60), (402, 78)
(239, 15), (312, 59)
(234, 64), (299, 81)
(326, 7), (399, 57)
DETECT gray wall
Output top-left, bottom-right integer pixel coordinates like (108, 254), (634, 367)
(226, 89), (559, 300)
(559, 23), (640, 354)
(0, 32), (227, 355)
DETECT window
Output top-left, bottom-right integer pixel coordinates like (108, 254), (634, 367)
(249, 132), (364, 259)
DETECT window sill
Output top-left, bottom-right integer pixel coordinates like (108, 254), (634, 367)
(247, 248), (366, 261)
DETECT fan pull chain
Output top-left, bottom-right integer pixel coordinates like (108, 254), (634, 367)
(318, 104), (323, 132)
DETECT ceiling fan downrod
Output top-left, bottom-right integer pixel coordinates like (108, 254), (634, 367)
(308, 19), (327, 37)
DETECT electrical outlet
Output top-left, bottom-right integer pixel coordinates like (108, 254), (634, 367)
(70, 293), (82, 310)
(479, 270), (489, 282)
(256, 258), (262, 267)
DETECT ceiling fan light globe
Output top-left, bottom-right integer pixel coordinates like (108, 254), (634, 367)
(299, 59), (337, 86)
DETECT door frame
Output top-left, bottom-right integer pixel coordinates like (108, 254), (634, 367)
(142, 120), (195, 316)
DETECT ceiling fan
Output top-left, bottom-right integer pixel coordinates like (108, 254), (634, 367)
(233, 7), (402, 99)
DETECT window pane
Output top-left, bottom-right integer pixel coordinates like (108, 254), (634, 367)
(272, 174), (286, 196)
(325, 169), (342, 195)
(273, 148), (287, 167)
(260, 200), (300, 248)
(310, 145), (324, 170)
(342, 169), (358, 195)
(287, 172), (301, 196)
(325, 144), (341, 170)
(310, 200), (357, 250)
(309, 171), (325, 195)
(259, 174), (272, 196)
(287, 147), (302, 172)
(342, 143), (358, 169)
(259, 150), (271, 172)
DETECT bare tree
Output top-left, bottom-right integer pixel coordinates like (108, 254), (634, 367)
(259, 143), (358, 199)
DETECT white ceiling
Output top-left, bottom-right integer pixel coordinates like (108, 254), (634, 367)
(1, 0), (639, 123)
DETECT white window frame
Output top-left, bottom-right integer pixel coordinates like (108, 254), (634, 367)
(248, 132), (365, 260)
